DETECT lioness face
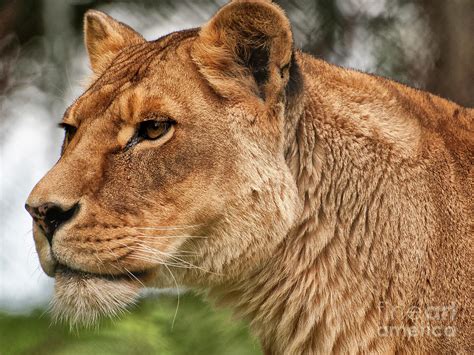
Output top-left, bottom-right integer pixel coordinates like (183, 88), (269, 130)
(25, 2), (301, 326)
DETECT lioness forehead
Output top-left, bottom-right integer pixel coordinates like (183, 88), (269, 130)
(66, 28), (200, 126)
(92, 28), (199, 89)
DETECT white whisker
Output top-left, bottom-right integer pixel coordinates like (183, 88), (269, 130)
(124, 266), (146, 288)
(130, 251), (195, 269)
(134, 244), (219, 275)
(162, 263), (180, 330)
(128, 255), (196, 270)
(134, 224), (204, 231)
(136, 234), (208, 239)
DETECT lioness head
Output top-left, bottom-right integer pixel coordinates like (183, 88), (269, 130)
(26, 0), (303, 326)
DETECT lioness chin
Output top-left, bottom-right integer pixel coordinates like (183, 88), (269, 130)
(25, 0), (472, 353)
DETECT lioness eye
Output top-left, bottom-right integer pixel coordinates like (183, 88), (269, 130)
(138, 120), (174, 140)
(58, 123), (77, 141)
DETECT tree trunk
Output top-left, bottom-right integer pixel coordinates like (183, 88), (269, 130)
(423, 0), (474, 107)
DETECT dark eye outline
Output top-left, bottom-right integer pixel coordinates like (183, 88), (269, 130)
(125, 118), (176, 150)
(137, 119), (175, 141)
(58, 122), (78, 154)
(58, 122), (77, 141)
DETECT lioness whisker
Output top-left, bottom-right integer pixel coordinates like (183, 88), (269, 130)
(116, 240), (198, 258)
(128, 253), (198, 270)
(134, 248), (194, 267)
(131, 247), (201, 270)
(133, 244), (219, 275)
(135, 244), (199, 255)
(135, 244), (194, 263)
(162, 263), (180, 330)
(136, 234), (208, 239)
(134, 224), (204, 231)
(129, 257), (196, 270)
(108, 243), (164, 285)
(91, 242), (105, 274)
(123, 266), (146, 288)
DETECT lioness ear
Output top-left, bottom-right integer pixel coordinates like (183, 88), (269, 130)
(193, 0), (294, 102)
(84, 10), (145, 74)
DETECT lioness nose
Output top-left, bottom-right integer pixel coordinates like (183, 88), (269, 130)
(25, 203), (79, 246)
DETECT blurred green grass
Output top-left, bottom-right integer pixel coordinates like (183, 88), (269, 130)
(0, 293), (261, 355)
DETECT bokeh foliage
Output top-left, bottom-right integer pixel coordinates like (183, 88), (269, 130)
(0, 293), (260, 355)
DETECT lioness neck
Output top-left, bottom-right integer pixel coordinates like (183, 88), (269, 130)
(212, 53), (472, 354)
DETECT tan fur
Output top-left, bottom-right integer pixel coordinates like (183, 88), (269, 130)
(84, 10), (144, 75)
(26, 1), (472, 353)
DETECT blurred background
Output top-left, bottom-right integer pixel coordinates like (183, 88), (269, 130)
(0, 0), (472, 354)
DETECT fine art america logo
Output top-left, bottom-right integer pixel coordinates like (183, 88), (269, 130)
(378, 302), (457, 338)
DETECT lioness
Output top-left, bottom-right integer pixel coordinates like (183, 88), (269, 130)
(25, 0), (472, 353)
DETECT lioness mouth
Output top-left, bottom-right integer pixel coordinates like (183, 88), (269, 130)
(56, 263), (150, 282)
